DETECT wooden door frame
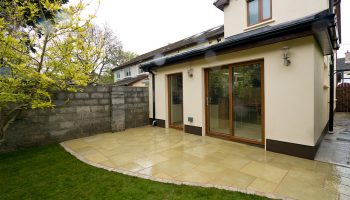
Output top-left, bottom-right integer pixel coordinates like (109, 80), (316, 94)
(204, 59), (265, 146)
(168, 72), (184, 130)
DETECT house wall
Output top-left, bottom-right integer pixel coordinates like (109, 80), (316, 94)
(114, 65), (148, 82)
(313, 43), (330, 144)
(224, 0), (329, 38)
(150, 36), (328, 147)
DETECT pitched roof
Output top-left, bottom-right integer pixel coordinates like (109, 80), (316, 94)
(114, 74), (149, 87)
(112, 25), (224, 71)
(337, 58), (350, 71)
(141, 10), (338, 70)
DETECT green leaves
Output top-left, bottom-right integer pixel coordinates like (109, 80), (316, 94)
(0, 1), (98, 109)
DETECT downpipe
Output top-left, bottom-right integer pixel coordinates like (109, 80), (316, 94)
(148, 69), (157, 126)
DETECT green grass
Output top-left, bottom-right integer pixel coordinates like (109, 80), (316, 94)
(0, 144), (269, 200)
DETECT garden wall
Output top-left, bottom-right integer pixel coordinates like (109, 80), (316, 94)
(0, 86), (149, 152)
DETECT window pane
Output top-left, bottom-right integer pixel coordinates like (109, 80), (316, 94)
(207, 67), (230, 135)
(170, 74), (183, 127)
(262, 0), (271, 20)
(248, 0), (259, 25)
(233, 63), (262, 142)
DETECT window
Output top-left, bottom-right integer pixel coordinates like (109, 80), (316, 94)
(124, 67), (131, 77)
(116, 71), (120, 79)
(138, 67), (144, 74)
(247, 0), (271, 26)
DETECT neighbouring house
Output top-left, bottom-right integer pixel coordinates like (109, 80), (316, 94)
(111, 25), (225, 87)
(139, 0), (342, 160)
(337, 51), (350, 83)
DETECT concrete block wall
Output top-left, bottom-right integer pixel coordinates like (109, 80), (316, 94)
(111, 87), (149, 129)
(0, 86), (149, 152)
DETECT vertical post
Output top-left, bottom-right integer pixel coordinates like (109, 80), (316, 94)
(329, 54), (334, 133)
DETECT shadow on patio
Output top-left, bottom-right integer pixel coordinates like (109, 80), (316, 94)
(62, 126), (350, 200)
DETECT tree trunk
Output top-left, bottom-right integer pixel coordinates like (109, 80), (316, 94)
(0, 106), (23, 145)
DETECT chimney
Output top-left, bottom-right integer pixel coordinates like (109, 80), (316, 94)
(346, 50), (350, 63)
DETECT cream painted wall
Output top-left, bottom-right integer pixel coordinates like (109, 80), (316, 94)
(313, 43), (329, 144)
(150, 36), (328, 146)
(224, 0), (329, 38)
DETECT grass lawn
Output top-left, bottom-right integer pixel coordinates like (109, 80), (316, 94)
(0, 144), (270, 200)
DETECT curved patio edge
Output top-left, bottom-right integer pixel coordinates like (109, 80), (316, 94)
(60, 143), (291, 200)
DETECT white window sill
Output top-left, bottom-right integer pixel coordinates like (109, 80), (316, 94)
(244, 19), (275, 32)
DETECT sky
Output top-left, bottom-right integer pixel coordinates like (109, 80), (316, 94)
(74, 0), (223, 54)
(72, 0), (349, 57)
(338, 0), (350, 58)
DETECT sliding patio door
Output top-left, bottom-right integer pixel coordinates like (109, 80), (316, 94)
(168, 73), (183, 130)
(205, 60), (264, 145)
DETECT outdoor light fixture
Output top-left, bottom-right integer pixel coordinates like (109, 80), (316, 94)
(187, 68), (193, 77)
(282, 46), (291, 66)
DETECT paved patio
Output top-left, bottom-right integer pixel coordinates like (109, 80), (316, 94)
(62, 126), (350, 200)
(316, 113), (350, 168)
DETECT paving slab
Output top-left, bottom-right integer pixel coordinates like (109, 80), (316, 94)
(62, 126), (350, 200)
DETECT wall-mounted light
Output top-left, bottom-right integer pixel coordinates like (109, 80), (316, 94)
(282, 46), (291, 66)
(187, 68), (193, 78)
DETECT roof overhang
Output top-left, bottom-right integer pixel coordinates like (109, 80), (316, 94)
(141, 10), (339, 71)
(214, 0), (229, 11)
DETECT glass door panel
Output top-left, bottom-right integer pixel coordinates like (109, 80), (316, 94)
(232, 63), (263, 142)
(207, 67), (230, 135)
(169, 73), (183, 129)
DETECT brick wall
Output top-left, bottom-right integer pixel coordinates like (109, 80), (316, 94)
(0, 86), (149, 152)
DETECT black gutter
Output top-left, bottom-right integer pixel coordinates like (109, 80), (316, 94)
(148, 70), (156, 126)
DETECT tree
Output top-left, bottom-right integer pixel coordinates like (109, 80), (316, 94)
(0, 0), (69, 53)
(0, 0), (102, 144)
(82, 24), (138, 84)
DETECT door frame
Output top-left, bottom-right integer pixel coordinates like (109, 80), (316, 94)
(204, 59), (265, 146)
(168, 72), (184, 130)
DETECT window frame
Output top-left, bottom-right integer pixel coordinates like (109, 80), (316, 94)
(247, 0), (272, 26)
(116, 71), (120, 79)
(124, 67), (131, 77)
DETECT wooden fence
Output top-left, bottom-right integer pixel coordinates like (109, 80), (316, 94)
(336, 83), (350, 112)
